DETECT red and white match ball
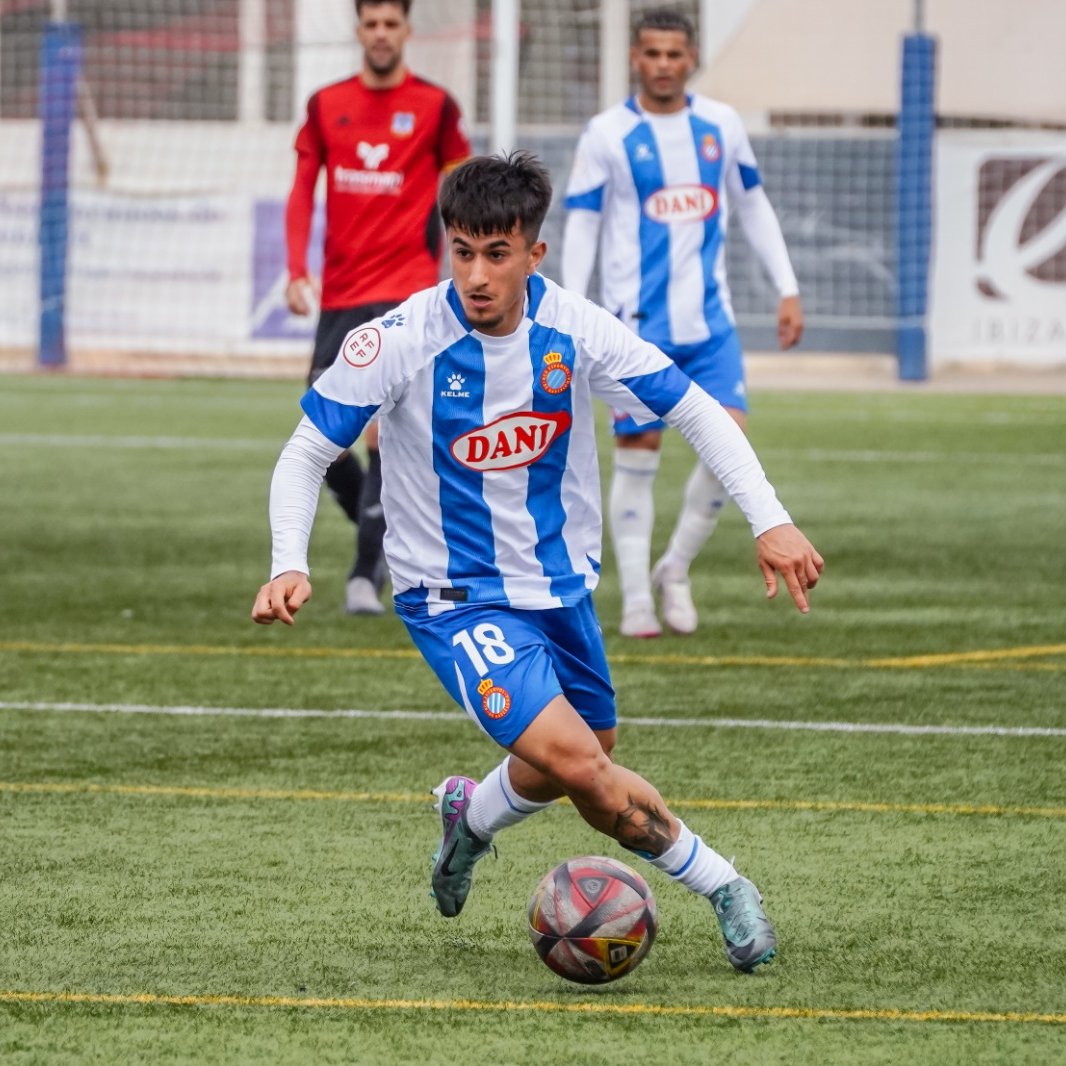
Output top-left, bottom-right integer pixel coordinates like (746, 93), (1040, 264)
(527, 856), (658, 984)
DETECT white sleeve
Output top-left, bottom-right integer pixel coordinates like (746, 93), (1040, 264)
(269, 416), (343, 579)
(564, 122), (611, 204)
(561, 122), (611, 297)
(561, 208), (601, 296)
(731, 184), (799, 298)
(666, 384), (792, 537)
(721, 109), (798, 298)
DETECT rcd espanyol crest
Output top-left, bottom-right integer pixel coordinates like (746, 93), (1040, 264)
(478, 678), (511, 719)
(540, 351), (572, 394)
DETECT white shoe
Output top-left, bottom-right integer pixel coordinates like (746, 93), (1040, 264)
(345, 576), (385, 616)
(651, 559), (697, 635)
(619, 603), (662, 639)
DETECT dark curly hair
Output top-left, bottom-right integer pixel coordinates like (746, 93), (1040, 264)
(439, 152), (553, 243)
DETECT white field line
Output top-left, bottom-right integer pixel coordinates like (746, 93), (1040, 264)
(0, 433), (274, 450)
(1, 433), (1065, 466)
(1, 700), (1063, 738)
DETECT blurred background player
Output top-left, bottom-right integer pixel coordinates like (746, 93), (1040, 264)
(562, 6), (803, 638)
(285, 0), (471, 614)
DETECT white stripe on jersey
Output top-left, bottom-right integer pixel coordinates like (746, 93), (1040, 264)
(379, 353), (452, 601)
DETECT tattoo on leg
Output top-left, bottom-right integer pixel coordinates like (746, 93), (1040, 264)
(613, 795), (673, 857)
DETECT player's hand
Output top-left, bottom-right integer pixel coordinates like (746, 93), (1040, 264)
(285, 276), (321, 317)
(777, 295), (804, 350)
(251, 571), (312, 626)
(755, 524), (823, 614)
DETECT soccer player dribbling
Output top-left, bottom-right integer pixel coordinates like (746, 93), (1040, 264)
(253, 152), (823, 973)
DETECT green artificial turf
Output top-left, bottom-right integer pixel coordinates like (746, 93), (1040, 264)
(1, 374), (1064, 1064)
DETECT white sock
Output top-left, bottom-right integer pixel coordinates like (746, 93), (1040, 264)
(466, 758), (555, 841)
(659, 463), (729, 578)
(643, 821), (737, 897)
(609, 448), (661, 609)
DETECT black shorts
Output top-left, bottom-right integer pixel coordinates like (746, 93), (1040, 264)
(307, 302), (397, 387)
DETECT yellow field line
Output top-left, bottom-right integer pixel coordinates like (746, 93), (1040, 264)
(0, 781), (419, 804)
(864, 644), (1066, 667)
(0, 640), (420, 661)
(611, 652), (854, 667)
(0, 989), (1062, 1026)
(2, 639), (1065, 670)
(3, 780), (1062, 820)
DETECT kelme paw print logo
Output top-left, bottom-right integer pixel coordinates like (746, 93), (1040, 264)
(448, 374), (466, 391)
(382, 312), (406, 328)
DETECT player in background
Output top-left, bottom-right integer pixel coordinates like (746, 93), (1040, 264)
(285, 0), (471, 615)
(562, 7), (803, 638)
(253, 152), (823, 973)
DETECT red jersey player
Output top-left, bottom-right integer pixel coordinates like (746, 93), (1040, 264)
(285, 0), (471, 615)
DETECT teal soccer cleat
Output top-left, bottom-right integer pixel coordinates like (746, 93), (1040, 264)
(709, 876), (778, 972)
(430, 776), (494, 917)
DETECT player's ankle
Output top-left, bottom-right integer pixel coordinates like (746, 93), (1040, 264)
(654, 554), (689, 582)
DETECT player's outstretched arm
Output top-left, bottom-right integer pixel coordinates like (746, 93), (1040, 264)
(756, 524), (824, 614)
(252, 570), (312, 626)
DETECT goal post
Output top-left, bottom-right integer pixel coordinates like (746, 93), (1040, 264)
(37, 10), (81, 369)
(896, 28), (937, 382)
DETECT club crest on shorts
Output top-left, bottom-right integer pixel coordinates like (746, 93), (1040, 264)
(540, 351), (572, 394)
(342, 326), (382, 369)
(478, 678), (511, 719)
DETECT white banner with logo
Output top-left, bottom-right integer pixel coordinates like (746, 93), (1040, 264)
(0, 190), (318, 357)
(931, 134), (1066, 366)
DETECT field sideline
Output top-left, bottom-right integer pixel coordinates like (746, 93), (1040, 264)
(1, 374), (1064, 1065)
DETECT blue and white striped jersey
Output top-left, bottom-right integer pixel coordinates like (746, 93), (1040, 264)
(300, 273), (695, 610)
(564, 93), (793, 348)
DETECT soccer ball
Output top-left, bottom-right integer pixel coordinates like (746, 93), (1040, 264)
(527, 856), (658, 984)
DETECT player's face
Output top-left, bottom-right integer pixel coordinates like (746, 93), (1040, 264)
(448, 227), (547, 337)
(356, 2), (410, 79)
(631, 29), (696, 112)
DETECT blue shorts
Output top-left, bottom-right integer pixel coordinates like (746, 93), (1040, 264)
(613, 327), (747, 436)
(397, 596), (616, 747)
